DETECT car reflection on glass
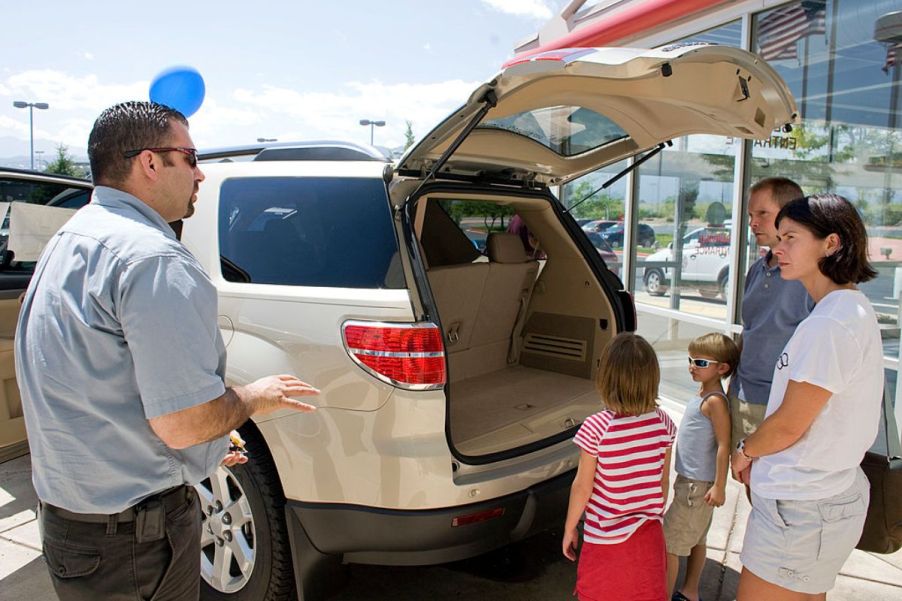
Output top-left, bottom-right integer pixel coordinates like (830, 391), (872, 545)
(586, 231), (620, 276)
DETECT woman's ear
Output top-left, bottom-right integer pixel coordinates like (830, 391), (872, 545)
(825, 232), (842, 256)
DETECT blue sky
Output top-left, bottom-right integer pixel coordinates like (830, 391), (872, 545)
(0, 0), (565, 160)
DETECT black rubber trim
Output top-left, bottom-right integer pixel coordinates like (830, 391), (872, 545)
(286, 469), (574, 566)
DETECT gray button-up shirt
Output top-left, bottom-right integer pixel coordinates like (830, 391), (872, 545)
(731, 253), (814, 406)
(15, 186), (228, 513)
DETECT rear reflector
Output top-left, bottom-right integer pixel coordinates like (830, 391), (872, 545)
(451, 507), (505, 527)
(342, 321), (446, 390)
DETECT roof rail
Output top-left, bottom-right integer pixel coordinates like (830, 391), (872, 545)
(198, 140), (392, 163)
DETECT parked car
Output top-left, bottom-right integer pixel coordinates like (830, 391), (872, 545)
(0, 169), (93, 461)
(601, 222), (657, 247)
(582, 219), (618, 233)
(4, 44), (796, 601)
(641, 225), (732, 298)
(586, 230), (620, 276)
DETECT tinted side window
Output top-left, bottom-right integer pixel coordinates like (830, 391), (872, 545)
(218, 177), (403, 288)
(0, 177), (91, 276)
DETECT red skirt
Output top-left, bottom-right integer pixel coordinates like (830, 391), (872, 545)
(575, 520), (666, 601)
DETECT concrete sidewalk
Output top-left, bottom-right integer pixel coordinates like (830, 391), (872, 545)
(2, 452), (901, 600)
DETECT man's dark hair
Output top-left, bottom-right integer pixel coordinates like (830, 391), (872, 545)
(750, 176), (804, 208)
(775, 193), (877, 285)
(88, 101), (188, 186)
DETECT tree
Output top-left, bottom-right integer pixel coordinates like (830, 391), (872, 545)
(404, 121), (416, 150)
(44, 144), (87, 178)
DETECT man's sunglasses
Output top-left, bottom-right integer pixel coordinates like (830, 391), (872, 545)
(123, 147), (198, 168)
(688, 357), (720, 368)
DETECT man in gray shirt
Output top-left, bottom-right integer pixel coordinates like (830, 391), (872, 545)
(730, 177), (813, 451)
(15, 101), (318, 601)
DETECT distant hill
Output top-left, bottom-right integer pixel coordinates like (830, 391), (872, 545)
(0, 136), (87, 169)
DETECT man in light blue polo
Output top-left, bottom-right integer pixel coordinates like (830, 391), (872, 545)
(15, 101), (318, 601)
(730, 177), (813, 462)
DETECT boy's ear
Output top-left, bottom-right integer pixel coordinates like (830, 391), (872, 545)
(717, 362), (731, 377)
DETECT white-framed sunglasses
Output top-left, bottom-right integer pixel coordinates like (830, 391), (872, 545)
(688, 357), (720, 368)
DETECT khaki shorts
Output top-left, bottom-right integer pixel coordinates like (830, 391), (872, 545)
(663, 474), (715, 556)
(740, 469), (869, 594)
(728, 393), (767, 448)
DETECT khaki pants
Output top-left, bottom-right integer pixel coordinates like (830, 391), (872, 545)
(728, 393), (768, 447)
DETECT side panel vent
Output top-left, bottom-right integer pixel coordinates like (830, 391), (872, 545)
(522, 334), (586, 362)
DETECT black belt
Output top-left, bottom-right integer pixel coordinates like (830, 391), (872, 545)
(42, 485), (193, 524)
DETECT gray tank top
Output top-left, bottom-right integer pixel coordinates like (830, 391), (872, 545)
(674, 392), (724, 482)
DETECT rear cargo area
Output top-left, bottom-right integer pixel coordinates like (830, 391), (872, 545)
(418, 196), (619, 458)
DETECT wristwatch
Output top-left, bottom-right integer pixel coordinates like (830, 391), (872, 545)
(737, 439), (756, 461)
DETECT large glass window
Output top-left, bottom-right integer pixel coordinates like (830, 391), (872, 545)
(629, 21), (743, 402)
(751, 0), (902, 363)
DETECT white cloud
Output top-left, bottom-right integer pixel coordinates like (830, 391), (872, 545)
(480, 0), (553, 20)
(0, 68), (482, 155)
(227, 78), (479, 148)
(83, 52), (95, 61)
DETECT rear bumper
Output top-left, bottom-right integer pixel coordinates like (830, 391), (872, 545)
(286, 469), (573, 566)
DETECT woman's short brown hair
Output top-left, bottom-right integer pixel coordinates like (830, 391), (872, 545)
(775, 193), (877, 285)
(689, 333), (740, 378)
(596, 333), (659, 416)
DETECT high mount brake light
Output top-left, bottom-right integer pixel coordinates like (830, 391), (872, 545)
(342, 321), (446, 390)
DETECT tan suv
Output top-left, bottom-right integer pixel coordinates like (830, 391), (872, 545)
(120, 45), (795, 601)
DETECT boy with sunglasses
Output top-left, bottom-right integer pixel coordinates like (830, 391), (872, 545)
(664, 333), (739, 601)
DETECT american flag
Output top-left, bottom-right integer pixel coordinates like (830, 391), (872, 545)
(757, 1), (827, 62)
(884, 42), (901, 74)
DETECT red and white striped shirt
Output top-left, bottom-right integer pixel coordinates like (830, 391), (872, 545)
(574, 408), (676, 545)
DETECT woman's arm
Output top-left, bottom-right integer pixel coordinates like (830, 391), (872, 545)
(563, 450), (597, 560)
(702, 394), (731, 506)
(731, 380), (831, 481)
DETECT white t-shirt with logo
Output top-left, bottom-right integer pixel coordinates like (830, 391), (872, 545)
(751, 289), (882, 501)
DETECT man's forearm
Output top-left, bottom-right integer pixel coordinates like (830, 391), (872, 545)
(150, 387), (252, 450)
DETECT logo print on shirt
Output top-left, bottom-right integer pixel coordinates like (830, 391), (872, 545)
(776, 352), (789, 370)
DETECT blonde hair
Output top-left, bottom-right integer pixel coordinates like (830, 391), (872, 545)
(596, 333), (659, 416)
(688, 333), (740, 378)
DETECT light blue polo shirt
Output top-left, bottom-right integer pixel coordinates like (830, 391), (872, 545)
(15, 186), (228, 513)
(731, 252), (814, 406)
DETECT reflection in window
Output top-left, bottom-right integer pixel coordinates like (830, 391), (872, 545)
(750, 0), (902, 360)
(479, 106), (628, 156)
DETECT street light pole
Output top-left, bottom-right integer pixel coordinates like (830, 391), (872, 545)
(13, 101), (49, 170)
(359, 119), (385, 145)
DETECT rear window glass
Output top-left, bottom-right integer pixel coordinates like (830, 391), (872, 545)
(218, 177), (403, 288)
(478, 105), (628, 157)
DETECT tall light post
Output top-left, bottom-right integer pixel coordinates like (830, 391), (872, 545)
(13, 101), (49, 170)
(359, 119), (385, 145)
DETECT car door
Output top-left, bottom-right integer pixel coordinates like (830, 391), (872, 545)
(0, 170), (92, 461)
(399, 44), (798, 187)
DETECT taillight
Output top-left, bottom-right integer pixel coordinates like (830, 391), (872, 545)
(342, 321), (446, 390)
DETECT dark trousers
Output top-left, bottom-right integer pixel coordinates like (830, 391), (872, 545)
(38, 488), (201, 601)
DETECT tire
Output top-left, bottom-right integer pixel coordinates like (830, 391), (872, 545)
(644, 269), (667, 296)
(197, 425), (296, 601)
(718, 270), (729, 298)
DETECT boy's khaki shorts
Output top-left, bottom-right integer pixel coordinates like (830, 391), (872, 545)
(728, 393), (768, 448)
(663, 474), (715, 556)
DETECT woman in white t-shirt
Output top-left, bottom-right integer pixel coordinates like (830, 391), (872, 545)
(730, 193), (882, 600)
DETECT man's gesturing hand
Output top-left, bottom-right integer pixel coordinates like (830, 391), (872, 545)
(242, 374), (319, 415)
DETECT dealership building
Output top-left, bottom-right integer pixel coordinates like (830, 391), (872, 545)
(514, 0), (902, 419)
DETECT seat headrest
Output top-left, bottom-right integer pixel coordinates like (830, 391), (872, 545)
(487, 232), (531, 264)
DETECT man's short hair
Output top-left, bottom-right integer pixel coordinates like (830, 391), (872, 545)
(750, 177), (803, 208)
(88, 101), (188, 186)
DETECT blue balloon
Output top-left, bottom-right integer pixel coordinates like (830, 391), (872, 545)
(149, 66), (205, 117)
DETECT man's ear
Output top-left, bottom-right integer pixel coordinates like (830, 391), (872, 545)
(135, 150), (161, 181)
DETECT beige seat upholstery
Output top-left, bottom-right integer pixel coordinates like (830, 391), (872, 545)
(471, 233), (539, 359)
(426, 262), (489, 353)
